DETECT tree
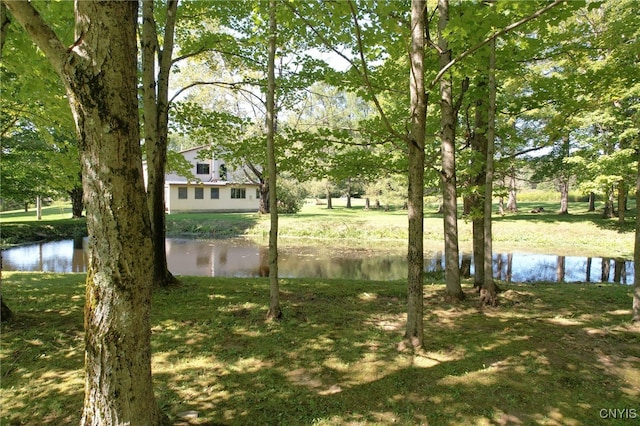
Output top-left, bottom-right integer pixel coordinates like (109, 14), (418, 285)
(1, 0), (84, 217)
(634, 152), (640, 322)
(141, 0), (180, 288)
(404, 0), (426, 348)
(480, 37), (498, 306)
(437, 0), (464, 301)
(4, 1), (167, 423)
(265, 0), (281, 320)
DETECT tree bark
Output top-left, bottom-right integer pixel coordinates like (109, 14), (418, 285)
(259, 180), (269, 214)
(559, 178), (569, 215)
(404, 0), (426, 349)
(603, 187), (616, 218)
(0, 296), (13, 322)
(588, 192), (596, 211)
(633, 149), (640, 321)
(4, 1), (167, 423)
(556, 256), (566, 282)
(471, 75), (488, 289)
(68, 182), (84, 218)
(265, 0), (281, 321)
(506, 172), (517, 212)
(438, 0), (463, 301)
(617, 180), (626, 224)
(479, 37), (497, 306)
(141, 0), (179, 288)
(558, 134), (570, 215)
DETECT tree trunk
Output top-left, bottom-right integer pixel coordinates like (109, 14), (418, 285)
(36, 195), (42, 220)
(326, 186), (333, 209)
(404, 0), (426, 349)
(265, 0), (281, 321)
(1, 254), (13, 322)
(68, 183), (84, 218)
(588, 192), (596, 211)
(480, 37), (498, 306)
(633, 149), (640, 321)
(603, 187), (616, 218)
(617, 180), (626, 224)
(506, 172), (517, 212)
(5, 2), (168, 423)
(472, 218), (484, 288)
(259, 180), (269, 214)
(1, 296), (13, 322)
(556, 256), (566, 282)
(558, 178), (569, 215)
(470, 71), (489, 289)
(462, 195), (470, 216)
(438, 0), (462, 301)
(142, 0), (178, 288)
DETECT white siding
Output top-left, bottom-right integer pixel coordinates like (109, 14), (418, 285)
(165, 183), (259, 213)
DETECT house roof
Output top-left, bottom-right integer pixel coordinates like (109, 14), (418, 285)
(166, 180), (259, 187)
(177, 145), (209, 154)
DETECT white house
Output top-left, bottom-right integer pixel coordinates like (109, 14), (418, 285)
(144, 146), (260, 214)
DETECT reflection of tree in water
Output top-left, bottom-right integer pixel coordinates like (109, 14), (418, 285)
(3, 239), (635, 284)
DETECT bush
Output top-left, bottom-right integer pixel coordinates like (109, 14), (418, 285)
(277, 178), (307, 214)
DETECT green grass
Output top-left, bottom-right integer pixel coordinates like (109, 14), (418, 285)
(1, 198), (635, 259)
(1, 272), (639, 425)
(0, 203), (87, 246)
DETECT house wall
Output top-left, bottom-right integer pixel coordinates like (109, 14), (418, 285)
(166, 183), (259, 213)
(165, 148), (228, 183)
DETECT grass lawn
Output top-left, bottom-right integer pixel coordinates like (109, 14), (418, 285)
(1, 272), (638, 425)
(166, 198), (635, 259)
(1, 198), (635, 259)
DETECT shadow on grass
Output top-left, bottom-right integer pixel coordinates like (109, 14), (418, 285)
(2, 273), (638, 425)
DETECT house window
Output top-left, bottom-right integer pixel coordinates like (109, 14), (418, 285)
(219, 164), (227, 180)
(210, 188), (220, 199)
(231, 188), (246, 199)
(178, 187), (188, 199)
(195, 187), (204, 199)
(256, 188), (260, 199)
(196, 163), (210, 175)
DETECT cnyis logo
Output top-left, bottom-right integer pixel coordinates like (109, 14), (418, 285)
(599, 408), (638, 419)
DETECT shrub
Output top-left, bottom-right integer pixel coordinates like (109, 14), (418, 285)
(277, 178), (307, 214)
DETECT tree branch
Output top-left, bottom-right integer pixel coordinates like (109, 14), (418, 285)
(347, 0), (404, 141)
(169, 80), (262, 104)
(2, 0), (69, 78)
(428, 0), (563, 89)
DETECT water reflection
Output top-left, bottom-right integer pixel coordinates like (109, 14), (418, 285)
(1, 237), (634, 284)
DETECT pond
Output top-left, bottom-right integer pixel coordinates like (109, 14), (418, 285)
(0, 237), (634, 284)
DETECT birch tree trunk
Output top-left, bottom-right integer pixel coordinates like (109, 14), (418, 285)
(266, 0), (281, 320)
(438, 0), (463, 301)
(4, 1), (167, 423)
(405, 0), (426, 349)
